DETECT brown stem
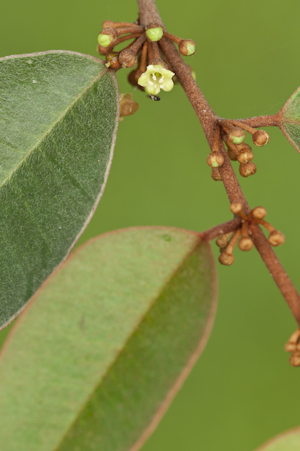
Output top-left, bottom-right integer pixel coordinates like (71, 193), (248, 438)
(116, 33), (142, 45)
(224, 119), (259, 135)
(129, 33), (147, 53)
(149, 41), (160, 61)
(200, 218), (241, 242)
(136, 0), (300, 327)
(116, 27), (144, 36)
(111, 22), (143, 30)
(231, 114), (279, 128)
(163, 31), (181, 45)
(140, 41), (148, 73)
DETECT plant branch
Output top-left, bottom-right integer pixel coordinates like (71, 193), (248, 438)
(200, 218), (241, 242)
(136, 0), (300, 327)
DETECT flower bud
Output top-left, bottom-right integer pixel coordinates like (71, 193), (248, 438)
(179, 40), (196, 56)
(252, 130), (270, 147)
(235, 143), (252, 152)
(290, 352), (300, 367)
(207, 152), (224, 168)
(239, 162), (257, 177)
(227, 147), (238, 161)
(252, 206), (267, 219)
(119, 49), (138, 68)
(219, 252), (234, 266)
(105, 52), (121, 70)
(238, 236), (253, 251)
(146, 25), (164, 42)
(119, 93), (139, 120)
(102, 20), (115, 28)
(97, 28), (118, 47)
(285, 342), (296, 353)
(216, 236), (228, 248)
(237, 150), (254, 164)
(98, 44), (109, 55)
(268, 230), (285, 246)
(211, 167), (222, 181)
(228, 127), (246, 144)
(230, 203), (242, 214)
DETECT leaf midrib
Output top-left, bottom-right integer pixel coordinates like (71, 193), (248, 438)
(0, 59), (105, 191)
(54, 235), (203, 451)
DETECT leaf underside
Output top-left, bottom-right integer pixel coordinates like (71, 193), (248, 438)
(0, 227), (217, 451)
(279, 86), (300, 153)
(0, 50), (119, 328)
(255, 427), (300, 451)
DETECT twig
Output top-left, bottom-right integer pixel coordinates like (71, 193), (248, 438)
(136, 0), (300, 327)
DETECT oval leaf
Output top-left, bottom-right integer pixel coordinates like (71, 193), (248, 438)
(255, 427), (300, 451)
(0, 226), (217, 451)
(0, 50), (119, 328)
(279, 86), (300, 153)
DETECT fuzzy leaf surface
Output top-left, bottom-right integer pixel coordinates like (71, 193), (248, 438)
(0, 227), (217, 451)
(279, 86), (300, 153)
(0, 50), (118, 328)
(255, 428), (300, 451)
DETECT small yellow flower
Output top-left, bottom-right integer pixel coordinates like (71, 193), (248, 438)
(137, 64), (175, 96)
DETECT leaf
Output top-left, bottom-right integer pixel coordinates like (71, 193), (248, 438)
(254, 427), (300, 451)
(0, 50), (119, 328)
(0, 226), (217, 451)
(278, 86), (300, 153)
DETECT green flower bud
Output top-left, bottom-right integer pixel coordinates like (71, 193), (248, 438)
(179, 40), (196, 56)
(146, 26), (164, 42)
(97, 33), (114, 47)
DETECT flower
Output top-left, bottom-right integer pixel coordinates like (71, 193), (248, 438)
(137, 64), (175, 95)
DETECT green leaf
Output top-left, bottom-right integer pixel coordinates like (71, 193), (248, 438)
(0, 50), (119, 328)
(0, 226), (217, 451)
(254, 428), (300, 451)
(279, 86), (300, 153)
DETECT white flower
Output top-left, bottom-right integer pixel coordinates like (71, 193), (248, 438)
(137, 64), (175, 96)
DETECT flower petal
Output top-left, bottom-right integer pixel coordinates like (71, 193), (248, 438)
(161, 78), (174, 92)
(160, 68), (175, 78)
(146, 84), (161, 95)
(137, 72), (150, 87)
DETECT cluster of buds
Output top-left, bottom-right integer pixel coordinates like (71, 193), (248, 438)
(285, 330), (300, 367)
(209, 120), (270, 180)
(217, 203), (285, 266)
(222, 120), (269, 178)
(97, 20), (196, 97)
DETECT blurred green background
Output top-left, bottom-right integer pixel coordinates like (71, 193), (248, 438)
(1, 0), (300, 449)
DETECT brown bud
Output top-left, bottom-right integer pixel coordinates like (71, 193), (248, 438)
(235, 143), (252, 153)
(237, 150), (254, 164)
(228, 127), (246, 145)
(252, 130), (270, 147)
(239, 162), (257, 177)
(268, 230), (285, 246)
(98, 44), (109, 55)
(252, 206), (267, 219)
(216, 235), (229, 248)
(179, 39), (196, 56)
(211, 167), (222, 181)
(119, 93), (139, 120)
(285, 342), (296, 353)
(238, 236), (253, 251)
(102, 20), (115, 28)
(207, 152), (224, 168)
(106, 52), (121, 70)
(290, 352), (300, 367)
(230, 203), (243, 214)
(119, 49), (138, 68)
(227, 146), (238, 161)
(219, 252), (234, 266)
